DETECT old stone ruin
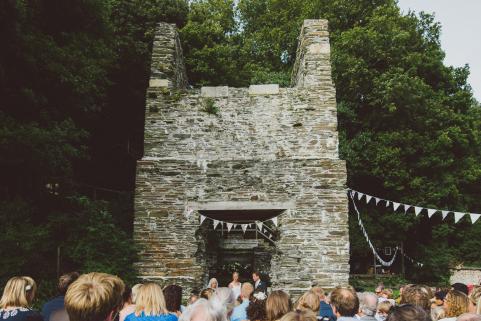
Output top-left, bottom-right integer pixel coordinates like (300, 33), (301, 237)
(134, 19), (350, 297)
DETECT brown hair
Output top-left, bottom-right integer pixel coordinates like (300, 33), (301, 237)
(266, 290), (291, 321)
(445, 290), (469, 318)
(377, 301), (392, 314)
(163, 284), (182, 313)
(386, 305), (430, 321)
(311, 287), (325, 300)
(58, 272), (80, 295)
(280, 310), (318, 321)
(401, 285), (433, 311)
(0, 276), (37, 308)
(65, 272), (125, 321)
(330, 287), (359, 317)
(200, 288), (215, 300)
(296, 291), (320, 313)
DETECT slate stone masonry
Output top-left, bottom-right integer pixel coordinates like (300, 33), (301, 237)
(134, 20), (350, 297)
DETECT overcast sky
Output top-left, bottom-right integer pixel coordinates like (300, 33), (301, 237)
(397, 0), (481, 101)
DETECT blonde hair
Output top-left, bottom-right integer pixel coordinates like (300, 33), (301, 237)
(135, 282), (168, 316)
(266, 290), (291, 321)
(382, 289), (393, 299)
(445, 290), (469, 318)
(469, 286), (481, 314)
(131, 284), (142, 304)
(65, 272), (125, 321)
(280, 310), (317, 321)
(311, 287), (325, 300)
(296, 290), (320, 313)
(0, 276), (37, 309)
(377, 300), (392, 314)
(241, 282), (254, 299)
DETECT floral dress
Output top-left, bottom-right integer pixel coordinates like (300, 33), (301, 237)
(0, 308), (42, 321)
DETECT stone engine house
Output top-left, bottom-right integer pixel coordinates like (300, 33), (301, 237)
(134, 19), (350, 295)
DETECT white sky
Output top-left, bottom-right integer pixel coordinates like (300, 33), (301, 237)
(397, 0), (481, 101)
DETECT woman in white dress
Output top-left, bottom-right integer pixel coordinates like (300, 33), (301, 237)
(228, 272), (241, 300)
(207, 278), (218, 291)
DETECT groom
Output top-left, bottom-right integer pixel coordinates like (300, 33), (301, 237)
(252, 271), (267, 293)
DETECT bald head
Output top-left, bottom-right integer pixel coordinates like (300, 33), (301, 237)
(360, 292), (378, 317)
(330, 287), (359, 317)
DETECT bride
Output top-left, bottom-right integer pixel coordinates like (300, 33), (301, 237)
(228, 271), (241, 300)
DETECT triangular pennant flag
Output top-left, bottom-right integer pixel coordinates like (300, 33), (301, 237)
(350, 191), (357, 199)
(469, 213), (481, 224)
(414, 207), (423, 216)
(226, 223), (233, 232)
(442, 211), (449, 220)
(404, 204), (411, 213)
(241, 224), (248, 233)
(256, 221), (263, 231)
(271, 217), (278, 227)
(366, 195), (372, 204)
(269, 234), (272, 239)
(393, 202), (401, 211)
(200, 215), (206, 224)
(213, 220), (220, 229)
(357, 192), (364, 201)
(375, 197), (381, 205)
(454, 212), (465, 223)
(385, 201), (391, 207)
(427, 209), (436, 218)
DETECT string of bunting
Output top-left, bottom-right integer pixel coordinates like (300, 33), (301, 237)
(183, 206), (280, 241)
(349, 191), (423, 267)
(349, 189), (481, 224)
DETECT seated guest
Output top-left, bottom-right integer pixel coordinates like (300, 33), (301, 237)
(125, 282), (177, 321)
(468, 286), (481, 314)
(164, 285), (183, 317)
(440, 290), (469, 321)
(358, 292), (378, 321)
(179, 298), (227, 321)
(296, 291), (320, 315)
(208, 279), (219, 291)
(329, 287), (359, 321)
(230, 283), (254, 321)
(280, 310), (318, 321)
(456, 313), (481, 321)
(375, 301), (392, 321)
(247, 292), (267, 321)
(0, 276), (42, 321)
(252, 272), (267, 294)
(120, 284), (142, 321)
(266, 290), (291, 321)
(311, 287), (335, 321)
(386, 305), (430, 321)
(42, 272), (79, 321)
(401, 285), (433, 312)
(65, 272), (124, 321)
(213, 288), (236, 318)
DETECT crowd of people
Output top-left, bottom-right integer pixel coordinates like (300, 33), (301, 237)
(1, 272), (481, 321)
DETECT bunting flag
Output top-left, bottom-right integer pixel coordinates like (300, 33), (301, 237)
(226, 222), (233, 232)
(271, 217), (278, 227)
(349, 189), (480, 225)
(213, 220), (220, 229)
(200, 215), (206, 224)
(241, 224), (248, 233)
(256, 221), (263, 231)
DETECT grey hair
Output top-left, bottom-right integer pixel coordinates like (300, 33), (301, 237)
(179, 298), (228, 321)
(360, 292), (378, 317)
(212, 287), (236, 315)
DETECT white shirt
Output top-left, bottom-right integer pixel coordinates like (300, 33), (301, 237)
(255, 280), (260, 288)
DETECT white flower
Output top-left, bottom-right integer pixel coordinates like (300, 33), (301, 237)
(253, 292), (267, 300)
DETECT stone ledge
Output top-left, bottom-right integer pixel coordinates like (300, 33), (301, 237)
(201, 86), (229, 97)
(249, 84), (279, 95)
(149, 79), (170, 87)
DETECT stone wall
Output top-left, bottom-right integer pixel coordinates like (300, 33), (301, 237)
(450, 267), (481, 285)
(134, 19), (350, 297)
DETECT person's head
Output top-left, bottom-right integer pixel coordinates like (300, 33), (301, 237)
(431, 306), (446, 321)
(0, 276), (37, 309)
(433, 290), (447, 306)
(232, 272), (239, 282)
(279, 310), (318, 321)
(456, 313), (481, 321)
(381, 289), (393, 299)
(65, 272), (125, 321)
(212, 287), (235, 316)
(386, 304), (430, 321)
(208, 278), (218, 289)
(252, 271), (261, 283)
(241, 282), (254, 300)
(58, 272), (80, 295)
(189, 294), (199, 305)
(179, 298), (227, 321)
(468, 286), (481, 314)
(131, 284), (142, 304)
(135, 282), (168, 316)
(444, 290), (469, 318)
(247, 294), (267, 321)
(296, 290), (320, 313)
(329, 287), (359, 317)
(359, 292), (378, 317)
(376, 301), (392, 319)
(311, 287), (326, 300)
(266, 290), (291, 321)
(375, 285), (384, 297)
(163, 284), (182, 313)
(452, 283), (469, 296)
(401, 285), (433, 311)
(201, 288), (215, 300)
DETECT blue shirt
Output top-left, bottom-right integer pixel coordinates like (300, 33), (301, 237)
(230, 299), (249, 321)
(319, 300), (336, 321)
(42, 296), (65, 321)
(125, 312), (177, 321)
(0, 308), (42, 321)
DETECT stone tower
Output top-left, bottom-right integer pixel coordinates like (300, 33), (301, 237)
(134, 19), (350, 296)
